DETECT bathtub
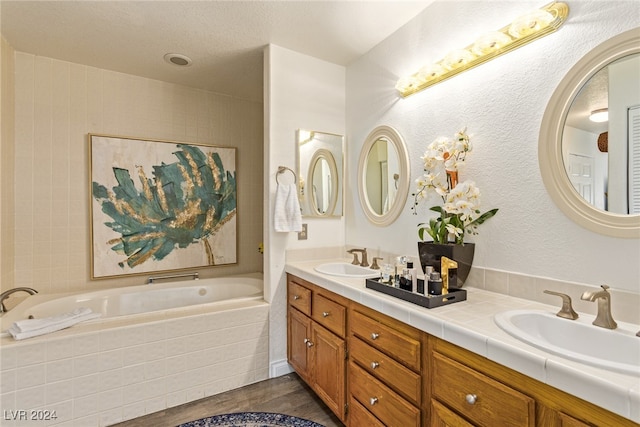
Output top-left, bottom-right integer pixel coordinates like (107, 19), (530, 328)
(1, 273), (264, 329)
(0, 273), (270, 426)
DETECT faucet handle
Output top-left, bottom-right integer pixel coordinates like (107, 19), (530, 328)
(347, 249), (360, 265)
(544, 290), (579, 320)
(371, 257), (383, 270)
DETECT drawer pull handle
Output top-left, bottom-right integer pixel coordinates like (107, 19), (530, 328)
(370, 361), (379, 370)
(322, 311), (330, 317)
(371, 333), (380, 340)
(369, 397), (378, 406)
(293, 295), (300, 300)
(465, 394), (477, 405)
(305, 340), (314, 348)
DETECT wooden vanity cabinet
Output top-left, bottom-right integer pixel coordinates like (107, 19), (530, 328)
(287, 275), (348, 422)
(430, 337), (639, 427)
(348, 304), (426, 427)
(287, 274), (638, 427)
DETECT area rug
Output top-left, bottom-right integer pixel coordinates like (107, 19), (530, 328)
(177, 411), (325, 427)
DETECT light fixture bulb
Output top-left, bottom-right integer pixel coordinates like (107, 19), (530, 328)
(441, 49), (476, 70)
(416, 64), (444, 82)
(589, 109), (609, 123)
(508, 9), (554, 39)
(472, 31), (513, 55)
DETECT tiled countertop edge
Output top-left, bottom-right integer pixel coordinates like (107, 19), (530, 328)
(285, 259), (640, 423)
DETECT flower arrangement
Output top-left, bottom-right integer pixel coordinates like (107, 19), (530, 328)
(411, 128), (498, 244)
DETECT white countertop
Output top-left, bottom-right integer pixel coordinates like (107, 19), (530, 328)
(285, 258), (640, 423)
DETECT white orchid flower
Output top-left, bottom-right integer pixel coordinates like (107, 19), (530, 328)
(445, 224), (463, 238)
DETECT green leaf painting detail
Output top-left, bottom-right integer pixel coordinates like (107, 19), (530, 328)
(92, 144), (236, 269)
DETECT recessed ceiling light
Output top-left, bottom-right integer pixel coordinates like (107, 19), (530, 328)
(164, 53), (192, 67)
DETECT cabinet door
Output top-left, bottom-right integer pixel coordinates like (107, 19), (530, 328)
(288, 307), (312, 381)
(558, 412), (592, 427)
(311, 322), (346, 421)
(430, 400), (474, 427)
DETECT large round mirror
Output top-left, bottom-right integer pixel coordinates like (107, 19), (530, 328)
(358, 125), (410, 226)
(308, 149), (339, 216)
(539, 28), (640, 238)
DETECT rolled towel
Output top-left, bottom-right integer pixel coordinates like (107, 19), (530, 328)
(274, 183), (302, 232)
(8, 308), (101, 340)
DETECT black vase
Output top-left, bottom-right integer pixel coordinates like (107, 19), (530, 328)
(418, 241), (475, 287)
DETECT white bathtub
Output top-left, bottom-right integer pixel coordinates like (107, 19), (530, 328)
(0, 273), (269, 426)
(1, 273), (263, 329)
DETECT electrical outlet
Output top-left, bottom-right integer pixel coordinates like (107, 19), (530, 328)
(298, 223), (308, 240)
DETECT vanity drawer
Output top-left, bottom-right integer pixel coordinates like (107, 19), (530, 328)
(350, 310), (421, 371)
(348, 396), (385, 427)
(432, 351), (535, 427)
(349, 362), (420, 427)
(350, 336), (421, 405)
(312, 293), (346, 338)
(288, 280), (311, 316)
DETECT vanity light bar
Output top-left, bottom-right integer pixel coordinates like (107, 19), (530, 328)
(396, 1), (569, 97)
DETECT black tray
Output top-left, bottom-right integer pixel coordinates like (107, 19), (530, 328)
(365, 278), (466, 309)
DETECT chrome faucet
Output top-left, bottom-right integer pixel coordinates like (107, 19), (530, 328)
(347, 248), (369, 267)
(0, 287), (38, 313)
(581, 285), (617, 329)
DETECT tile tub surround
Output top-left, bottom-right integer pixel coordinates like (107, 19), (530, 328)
(0, 301), (269, 426)
(285, 258), (640, 423)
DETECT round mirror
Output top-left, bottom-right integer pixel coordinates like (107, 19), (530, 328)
(539, 28), (640, 238)
(358, 125), (410, 226)
(308, 149), (339, 216)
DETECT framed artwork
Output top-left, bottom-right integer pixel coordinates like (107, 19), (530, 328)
(89, 134), (237, 279)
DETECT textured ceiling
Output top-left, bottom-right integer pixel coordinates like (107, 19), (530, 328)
(0, 0), (432, 102)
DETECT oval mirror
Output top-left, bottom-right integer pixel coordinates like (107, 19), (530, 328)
(297, 130), (344, 217)
(358, 125), (410, 226)
(308, 149), (339, 216)
(539, 28), (640, 238)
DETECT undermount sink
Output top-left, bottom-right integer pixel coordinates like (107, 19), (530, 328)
(314, 262), (379, 278)
(494, 310), (640, 376)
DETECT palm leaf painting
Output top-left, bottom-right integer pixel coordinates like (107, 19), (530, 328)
(90, 135), (237, 279)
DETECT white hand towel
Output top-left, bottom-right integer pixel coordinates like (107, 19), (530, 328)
(8, 308), (101, 340)
(12, 307), (94, 333)
(274, 183), (302, 232)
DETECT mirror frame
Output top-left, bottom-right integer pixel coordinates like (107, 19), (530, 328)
(539, 28), (640, 238)
(297, 129), (344, 218)
(357, 125), (410, 226)
(308, 148), (339, 216)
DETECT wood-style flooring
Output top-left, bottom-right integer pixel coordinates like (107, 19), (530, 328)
(112, 373), (344, 427)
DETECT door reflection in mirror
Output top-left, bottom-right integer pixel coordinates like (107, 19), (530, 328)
(365, 138), (400, 215)
(562, 53), (640, 214)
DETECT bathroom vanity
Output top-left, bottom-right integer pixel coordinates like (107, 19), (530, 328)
(285, 262), (639, 427)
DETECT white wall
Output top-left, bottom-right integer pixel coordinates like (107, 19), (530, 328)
(264, 44), (345, 375)
(1, 37), (16, 291)
(345, 1), (640, 292)
(3, 51), (263, 295)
